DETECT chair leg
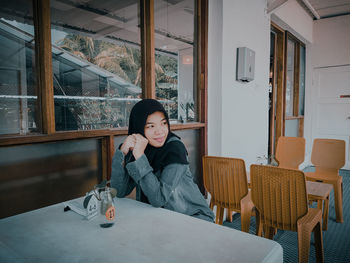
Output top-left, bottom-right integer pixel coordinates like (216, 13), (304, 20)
(209, 200), (214, 210)
(323, 195), (329, 230)
(215, 206), (224, 225)
(263, 225), (275, 239)
(332, 180), (343, 223)
(226, 209), (233, 222)
(255, 210), (263, 236)
(314, 222), (324, 263)
(297, 225), (312, 263)
(240, 207), (251, 233)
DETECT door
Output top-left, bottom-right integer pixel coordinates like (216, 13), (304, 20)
(312, 65), (350, 169)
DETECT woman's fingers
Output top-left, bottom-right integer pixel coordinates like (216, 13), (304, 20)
(132, 134), (148, 159)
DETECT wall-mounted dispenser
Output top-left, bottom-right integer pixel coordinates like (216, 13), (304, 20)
(236, 47), (255, 82)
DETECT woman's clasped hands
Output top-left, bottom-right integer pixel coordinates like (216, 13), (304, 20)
(120, 134), (148, 160)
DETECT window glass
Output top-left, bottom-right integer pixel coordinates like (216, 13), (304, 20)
(284, 119), (299, 137)
(51, 0), (141, 130)
(285, 38), (295, 117)
(0, 1), (39, 135)
(154, 0), (196, 122)
(299, 45), (305, 116)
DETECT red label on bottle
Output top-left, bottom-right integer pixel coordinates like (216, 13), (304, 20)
(105, 206), (115, 221)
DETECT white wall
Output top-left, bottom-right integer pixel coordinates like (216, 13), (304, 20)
(208, 0), (223, 156)
(307, 14), (350, 169)
(208, 0), (270, 168)
(312, 14), (350, 67)
(272, 0), (313, 43)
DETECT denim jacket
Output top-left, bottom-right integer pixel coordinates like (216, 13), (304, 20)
(110, 138), (214, 222)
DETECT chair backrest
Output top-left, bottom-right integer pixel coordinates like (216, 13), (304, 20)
(250, 165), (308, 231)
(202, 156), (248, 210)
(311, 139), (345, 172)
(275, 136), (305, 169)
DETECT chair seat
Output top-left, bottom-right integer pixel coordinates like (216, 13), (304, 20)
(305, 171), (341, 181)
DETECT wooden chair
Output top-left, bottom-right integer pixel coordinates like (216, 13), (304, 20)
(202, 156), (254, 232)
(275, 136), (305, 169)
(250, 164), (324, 263)
(275, 136), (332, 230)
(305, 138), (345, 223)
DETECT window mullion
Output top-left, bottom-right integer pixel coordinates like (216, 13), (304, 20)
(33, 0), (55, 134)
(140, 0), (155, 99)
(293, 43), (300, 117)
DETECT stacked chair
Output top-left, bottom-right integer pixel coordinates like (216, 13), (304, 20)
(305, 139), (346, 223)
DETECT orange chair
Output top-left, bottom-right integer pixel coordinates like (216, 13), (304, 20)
(305, 138), (345, 223)
(250, 165), (324, 263)
(202, 156), (254, 232)
(275, 136), (305, 169)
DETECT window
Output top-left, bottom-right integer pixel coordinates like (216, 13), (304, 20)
(269, 25), (306, 157)
(0, 0), (204, 135)
(154, 0), (196, 122)
(284, 32), (305, 137)
(51, 0), (142, 130)
(0, 0), (39, 135)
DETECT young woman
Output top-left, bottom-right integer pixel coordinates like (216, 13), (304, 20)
(111, 99), (214, 222)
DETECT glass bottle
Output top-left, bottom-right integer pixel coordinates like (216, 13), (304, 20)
(100, 187), (115, 228)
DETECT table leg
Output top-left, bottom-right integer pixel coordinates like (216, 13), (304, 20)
(323, 195), (329, 230)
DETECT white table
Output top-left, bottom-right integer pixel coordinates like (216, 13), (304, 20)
(0, 197), (283, 263)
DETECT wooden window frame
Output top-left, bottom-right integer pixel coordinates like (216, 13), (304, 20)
(270, 23), (285, 156)
(270, 24), (306, 157)
(0, 0), (209, 185)
(284, 31), (305, 137)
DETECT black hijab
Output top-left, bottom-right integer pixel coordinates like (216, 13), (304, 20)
(125, 99), (188, 173)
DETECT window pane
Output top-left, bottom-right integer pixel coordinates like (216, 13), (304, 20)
(299, 45), (305, 116)
(285, 119), (299, 137)
(51, 0), (141, 131)
(0, 1), (39, 135)
(154, 0), (196, 122)
(285, 38), (295, 117)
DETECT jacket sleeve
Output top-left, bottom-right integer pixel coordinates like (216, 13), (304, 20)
(110, 149), (136, 198)
(126, 154), (186, 207)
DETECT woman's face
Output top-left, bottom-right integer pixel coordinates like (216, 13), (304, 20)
(144, 111), (169, 147)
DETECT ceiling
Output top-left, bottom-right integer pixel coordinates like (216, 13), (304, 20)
(268, 0), (350, 19)
(306, 0), (350, 19)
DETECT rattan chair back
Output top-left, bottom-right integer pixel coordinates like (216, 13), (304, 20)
(203, 156), (248, 210)
(250, 164), (308, 231)
(275, 136), (305, 169)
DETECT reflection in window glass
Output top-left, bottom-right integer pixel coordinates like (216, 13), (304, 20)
(0, 1), (39, 135)
(51, 0), (141, 130)
(299, 45), (305, 116)
(285, 38), (295, 117)
(154, 0), (196, 122)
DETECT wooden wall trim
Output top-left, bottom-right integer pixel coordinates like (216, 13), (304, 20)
(0, 123), (205, 147)
(140, 0), (155, 99)
(269, 32), (278, 156)
(33, 0), (55, 134)
(195, 0), (208, 194)
(274, 26), (285, 141)
(102, 135), (115, 181)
